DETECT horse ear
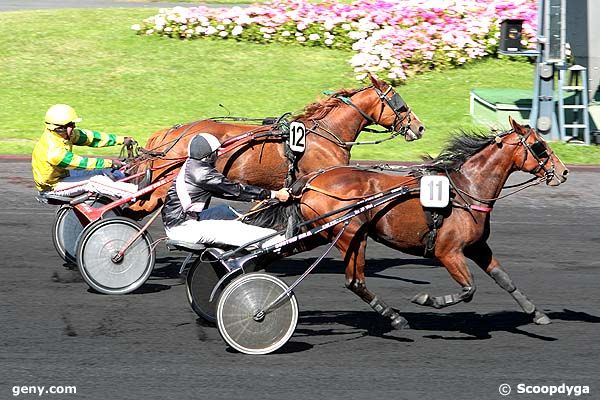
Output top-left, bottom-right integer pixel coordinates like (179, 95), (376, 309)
(369, 73), (380, 88)
(508, 116), (523, 132)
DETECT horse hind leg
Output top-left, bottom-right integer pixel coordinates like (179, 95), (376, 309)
(467, 244), (550, 325)
(341, 227), (409, 330)
(411, 252), (476, 309)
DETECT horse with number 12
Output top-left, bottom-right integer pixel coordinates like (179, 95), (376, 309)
(123, 75), (425, 219)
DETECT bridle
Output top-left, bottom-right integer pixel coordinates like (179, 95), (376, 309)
(373, 85), (412, 135)
(325, 85), (414, 145)
(505, 128), (556, 182)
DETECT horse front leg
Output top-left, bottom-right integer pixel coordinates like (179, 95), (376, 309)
(340, 227), (409, 330)
(411, 251), (477, 309)
(466, 243), (550, 325)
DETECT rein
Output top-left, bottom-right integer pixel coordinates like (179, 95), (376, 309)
(298, 166), (420, 201)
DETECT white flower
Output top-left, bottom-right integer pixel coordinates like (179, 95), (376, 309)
(216, 24), (225, 31)
(236, 14), (251, 25)
(323, 20), (335, 31)
(263, 33), (272, 39)
(324, 38), (333, 45)
(342, 23), (351, 31)
(145, 29), (154, 35)
(131, 24), (141, 31)
(308, 33), (320, 41)
(281, 31), (291, 37)
(297, 36), (306, 42)
(205, 26), (217, 35)
(232, 25), (243, 36)
(348, 31), (367, 40)
(219, 31), (228, 37)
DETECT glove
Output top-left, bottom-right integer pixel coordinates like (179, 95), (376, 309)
(272, 188), (290, 202)
(111, 159), (125, 169)
(123, 137), (136, 146)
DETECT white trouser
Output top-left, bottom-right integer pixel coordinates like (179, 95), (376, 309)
(165, 219), (284, 248)
(51, 175), (137, 198)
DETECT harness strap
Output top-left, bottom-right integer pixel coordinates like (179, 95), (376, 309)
(423, 209), (444, 258)
(469, 204), (493, 213)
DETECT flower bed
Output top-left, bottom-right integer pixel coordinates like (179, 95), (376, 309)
(132, 0), (537, 82)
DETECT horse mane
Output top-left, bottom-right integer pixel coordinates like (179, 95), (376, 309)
(417, 129), (497, 172)
(296, 87), (364, 120)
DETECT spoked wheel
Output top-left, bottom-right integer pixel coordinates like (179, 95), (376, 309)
(52, 199), (119, 264)
(216, 273), (298, 355)
(186, 259), (229, 323)
(76, 217), (155, 294)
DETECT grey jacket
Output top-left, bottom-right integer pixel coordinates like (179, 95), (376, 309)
(161, 154), (271, 229)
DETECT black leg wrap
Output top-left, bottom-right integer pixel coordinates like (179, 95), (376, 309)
(431, 294), (460, 308)
(369, 297), (409, 329)
(511, 289), (536, 314)
(489, 267), (516, 292)
(412, 287), (474, 309)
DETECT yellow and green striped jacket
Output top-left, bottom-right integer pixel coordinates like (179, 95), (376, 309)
(32, 128), (125, 192)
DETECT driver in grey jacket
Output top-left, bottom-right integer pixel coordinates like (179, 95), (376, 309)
(161, 133), (289, 247)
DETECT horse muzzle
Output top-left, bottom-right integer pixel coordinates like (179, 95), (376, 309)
(546, 167), (568, 186)
(404, 124), (425, 142)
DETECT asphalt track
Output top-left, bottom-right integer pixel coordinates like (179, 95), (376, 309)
(0, 160), (599, 400)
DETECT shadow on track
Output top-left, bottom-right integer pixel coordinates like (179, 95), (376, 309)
(296, 308), (600, 344)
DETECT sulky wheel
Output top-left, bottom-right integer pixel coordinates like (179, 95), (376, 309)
(76, 217), (155, 295)
(186, 259), (229, 323)
(216, 273), (298, 355)
(52, 198), (119, 264)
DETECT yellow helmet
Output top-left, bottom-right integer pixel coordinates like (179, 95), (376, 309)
(45, 104), (82, 130)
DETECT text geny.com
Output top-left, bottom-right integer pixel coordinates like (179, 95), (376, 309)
(12, 385), (77, 397)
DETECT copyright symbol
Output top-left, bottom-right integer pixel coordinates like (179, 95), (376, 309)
(499, 383), (511, 396)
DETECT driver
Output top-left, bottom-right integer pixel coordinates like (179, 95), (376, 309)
(32, 104), (135, 193)
(162, 133), (289, 247)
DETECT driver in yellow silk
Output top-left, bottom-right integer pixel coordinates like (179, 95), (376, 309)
(32, 104), (134, 192)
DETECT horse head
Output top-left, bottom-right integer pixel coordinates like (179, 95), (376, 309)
(368, 74), (425, 141)
(505, 117), (568, 186)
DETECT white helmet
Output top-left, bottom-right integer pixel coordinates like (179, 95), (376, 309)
(188, 133), (221, 160)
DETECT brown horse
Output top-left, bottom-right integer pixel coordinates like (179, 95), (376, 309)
(286, 118), (568, 329)
(123, 75), (424, 219)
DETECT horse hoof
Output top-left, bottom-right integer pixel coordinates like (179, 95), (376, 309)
(411, 293), (433, 307)
(533, 311), (551, 325)
(391, 316), (410, 330)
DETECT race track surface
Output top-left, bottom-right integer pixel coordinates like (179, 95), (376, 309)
(1, 160), (599, 399)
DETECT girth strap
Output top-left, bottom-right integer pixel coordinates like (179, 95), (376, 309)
(423, 208), (444, 258)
